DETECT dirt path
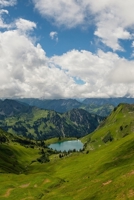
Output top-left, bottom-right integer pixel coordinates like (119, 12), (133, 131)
(43, 179), (51, 184)
(20, 183), (30, 188)
(3, 188), (14, 197)
(102, 180), (112, 186)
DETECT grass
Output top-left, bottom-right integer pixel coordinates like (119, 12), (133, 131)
(0, 131), (134, 199)
(45, 137), (77, 145)
(0, 143), (40, 174)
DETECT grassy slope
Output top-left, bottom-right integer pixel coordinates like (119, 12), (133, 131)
(0, 128), (41, 174)
(0, 143), (39, 174)
(82, 103), (134, 149)
(0, 103), (134, 199)
(0, 133), (134, 199)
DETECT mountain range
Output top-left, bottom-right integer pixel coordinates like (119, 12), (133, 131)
(15, 97), (134, 116)
(0, 99), (104, 140)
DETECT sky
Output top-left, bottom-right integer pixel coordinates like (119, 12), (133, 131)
(0, 0), (134, 99)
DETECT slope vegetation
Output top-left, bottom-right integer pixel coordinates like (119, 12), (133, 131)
(0, 128), (53, 174)
(80, 103), (114, 117)
(82, 103), (134, 149)
(0, 105), (103, 139)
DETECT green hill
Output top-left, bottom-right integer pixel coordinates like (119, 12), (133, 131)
(82, 103), (134, 149)
(0, 128), (53, 174)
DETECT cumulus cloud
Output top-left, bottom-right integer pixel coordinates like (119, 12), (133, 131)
(1, 14), (134, 99)
(49, 31), (58, 42)
(50, 49), (134, 97)
(0, 17), (77, 98)
(1, 25), (134, 98)
(32, 0), (86, 28)
(32, 0), (134, 51)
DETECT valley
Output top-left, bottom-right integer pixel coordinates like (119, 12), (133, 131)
(0, 101), (134, 199)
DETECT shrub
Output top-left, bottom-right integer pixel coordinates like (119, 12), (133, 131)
(102, 132), (113, 143)
(37, 154), (50, 163)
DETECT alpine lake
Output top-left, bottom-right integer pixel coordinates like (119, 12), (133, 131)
(49, 140), (83, 152)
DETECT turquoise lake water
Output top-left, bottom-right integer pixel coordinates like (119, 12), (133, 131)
(49, 140), (83, 152)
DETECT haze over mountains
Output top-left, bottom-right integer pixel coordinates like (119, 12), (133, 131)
(16, 97), (134, 108)
(15, 97), (134, 116)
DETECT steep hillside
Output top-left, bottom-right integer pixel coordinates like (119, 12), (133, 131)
(80, 103), (114, 117)
(0, 107), (104, 140)
(0, 99), (32, 118)
(82, 103), (134, 149)
(64, 108), (103, 135)
(0, 128), (53, 174)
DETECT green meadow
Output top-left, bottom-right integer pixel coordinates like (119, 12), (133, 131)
(0, 104), (134, 199)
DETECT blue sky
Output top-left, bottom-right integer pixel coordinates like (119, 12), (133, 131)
(0, 0), (134, 99)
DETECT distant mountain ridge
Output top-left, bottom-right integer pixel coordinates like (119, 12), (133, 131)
(82, 97), (134, 106)
(0, 99), (32, 118)
(15, 97), (134, 116)
(15, 98), (82, 113)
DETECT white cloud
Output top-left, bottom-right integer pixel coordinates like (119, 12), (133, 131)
(32, 0), (134, 51)
(0, 0), (17, 7)
(0, 20), (76, 98)
(132, 41), (134, 47)
(15, 18), (36, 33)
(94, 15), (132, 51)
(50, 49), (134, 98)
(0, 9), (11, 29)
(1, 22), (134, 98)
(50, 31), (58, 42)
(32, 0), (86, 28)
(0, 9), (8, 14)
